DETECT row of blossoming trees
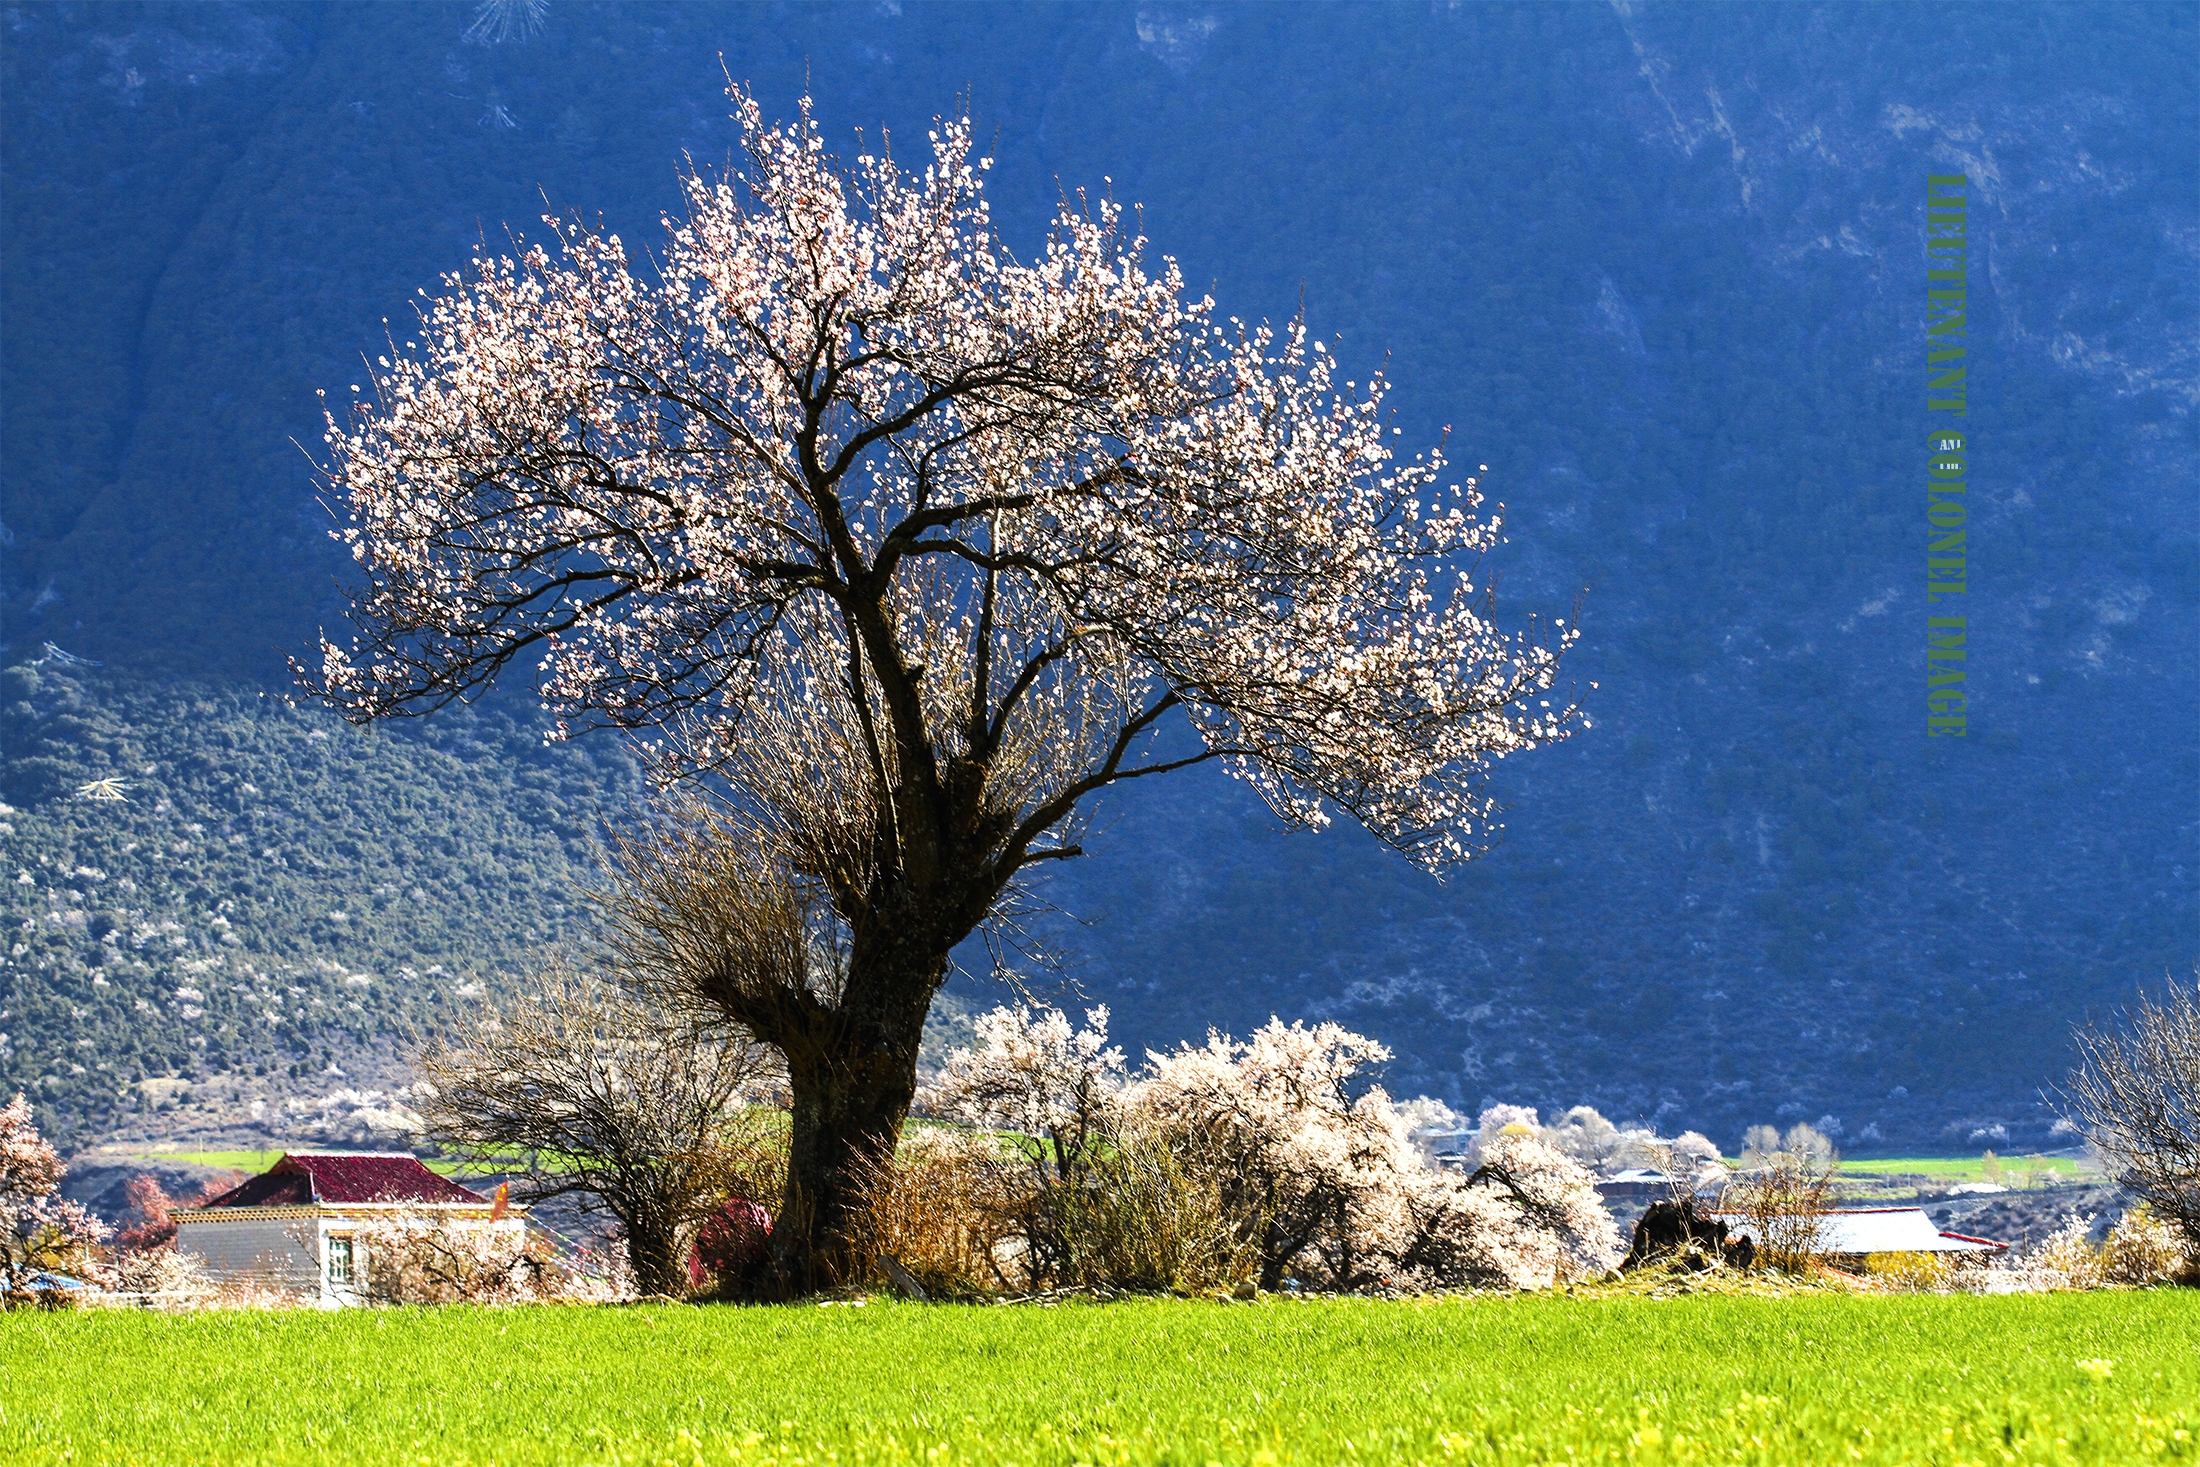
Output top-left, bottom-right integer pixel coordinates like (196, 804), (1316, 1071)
(875, 1005), (1618, 1296)
(400, 970), (1616, 1301)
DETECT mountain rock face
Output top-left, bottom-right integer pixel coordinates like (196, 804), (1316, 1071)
(3, 3), (2192, 1154)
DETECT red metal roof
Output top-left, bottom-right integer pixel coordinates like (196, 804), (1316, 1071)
(197, 1169), (315, 1209)
(198, 1152), (487, 1209)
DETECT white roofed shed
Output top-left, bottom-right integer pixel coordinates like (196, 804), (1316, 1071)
(1714, 1207), (2006, 1257)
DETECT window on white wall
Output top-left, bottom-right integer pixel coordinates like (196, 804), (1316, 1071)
(327, 1236), (354, 1287)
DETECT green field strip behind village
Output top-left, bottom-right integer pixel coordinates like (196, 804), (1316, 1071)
(1835, 1156), (2090, 1180)
(3, 1293), (2192, 1466)
(98, 1150), (491, 1178)
(106, 1149), (2093, 1186)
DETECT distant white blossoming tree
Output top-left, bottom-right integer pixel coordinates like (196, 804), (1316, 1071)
(1, 1092), (116, 1297)
(298, 90), (1585, 1285)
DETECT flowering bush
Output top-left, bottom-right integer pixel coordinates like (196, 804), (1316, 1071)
(1, 1092), (117, 1303)
(914, 1008), (1248, 1293)
(110, 1241), (211, 1298)
(2003, 1213), (2108, 1292)
(2002, 1208), (2198, 1292)
(926, 1005), (1126, 1180)
(921, 1007), (1617, 1293)
(2101, 1205), (2197, 1286)
(1422, 1134), (1620, 1287)
(1134, 1017), (1419, 1290)
(687, 1199), (773, 1294)
(343, 1216), (633, 1305)
(1864, 1250), (1955, 1292)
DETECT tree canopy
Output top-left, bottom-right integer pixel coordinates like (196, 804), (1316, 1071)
(301, 89), (1585, 1285)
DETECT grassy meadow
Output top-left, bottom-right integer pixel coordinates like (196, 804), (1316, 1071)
(3, 1292), (2193, 1466)
(96, 1149), (486, 1178)
(1837, 1157), (2090, 1183)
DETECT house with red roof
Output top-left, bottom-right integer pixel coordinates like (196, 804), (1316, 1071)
(176, 1152), (524, 1306)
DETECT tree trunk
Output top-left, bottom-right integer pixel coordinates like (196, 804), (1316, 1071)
(770, 937), (946, 1293)
(1258, 1219), (1291, 1293)
(624, 1207), (687, 1299)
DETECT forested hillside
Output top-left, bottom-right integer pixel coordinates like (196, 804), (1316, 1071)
(0, 659), (635, 1147)
(2, 2), (2192, 1155)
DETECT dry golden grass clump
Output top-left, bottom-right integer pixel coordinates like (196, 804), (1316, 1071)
(849, 1123), (1256, 1299)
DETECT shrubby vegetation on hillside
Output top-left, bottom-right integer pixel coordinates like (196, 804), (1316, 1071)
(0, 659), (638, 1147)
(0, 658), (983, 1153)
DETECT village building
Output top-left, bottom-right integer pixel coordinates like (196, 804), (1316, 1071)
(1596, 1167), (1683, 1200)
(1712, 1206), (2006, 1269)
(176, 1151), (523, 1306)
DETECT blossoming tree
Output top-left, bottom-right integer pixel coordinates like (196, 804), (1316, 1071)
(1, 1092), (116, 1298)
(299, 90), (1585, 1284)
(927, 1007), (1617, 1290)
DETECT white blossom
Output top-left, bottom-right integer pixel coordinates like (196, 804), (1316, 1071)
(305, 89), (1584, 873)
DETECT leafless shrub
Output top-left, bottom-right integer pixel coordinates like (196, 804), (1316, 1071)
(411, 962), (781, 1296)
(2059, 975), (2200, 1259)
(852, 1116), (1253, 1298)
(1720, 1153), (1836, 1272)
(345, 1216), (628, 1305)
(851, 1127), (1024, 1297)
(1021, 1125), (1257, 1294)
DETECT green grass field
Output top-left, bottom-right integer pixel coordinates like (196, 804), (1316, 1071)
(102, 1150), (478, 1178)
(2, 1293), (2192, 1465)
(121, 1149), (2090, 1188)
(1837, 1156), (2088, 1181)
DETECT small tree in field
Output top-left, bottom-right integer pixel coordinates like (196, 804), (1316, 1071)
(411, 969), (779, 1295)
(300, 90), (1585, 1285)
(2060, 975), (2200, 1259)
(110, 1172), (239, 1297)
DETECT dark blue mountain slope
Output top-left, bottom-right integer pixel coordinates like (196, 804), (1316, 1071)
(1, 2), (2191, 1152)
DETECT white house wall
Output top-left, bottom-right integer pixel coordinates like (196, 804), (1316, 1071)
(177, 1218), (320, 1292)
(178, 1207), (531, 1306)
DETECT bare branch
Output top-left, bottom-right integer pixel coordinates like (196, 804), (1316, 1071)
(2059, 974), (2200, 1255)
